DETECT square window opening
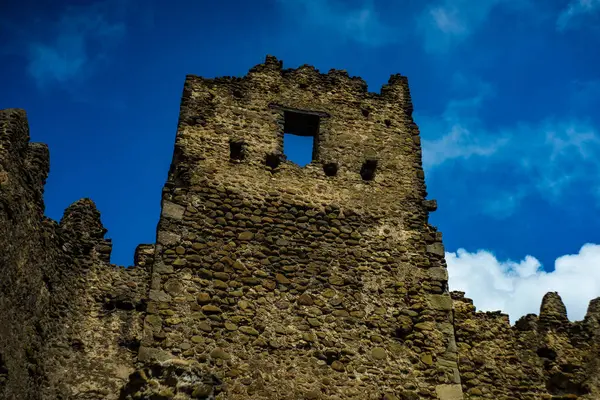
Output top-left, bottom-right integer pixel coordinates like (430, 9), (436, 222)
(283, 111), (320, 167)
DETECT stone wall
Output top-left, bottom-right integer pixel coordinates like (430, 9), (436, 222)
(0, 109), (149, 400)
(452, 291), (600, 399)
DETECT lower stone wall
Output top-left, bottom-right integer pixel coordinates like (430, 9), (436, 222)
(0, 216), (68, 399)
(132, 178), (462, 400)
(0, 108), (72, 399)
(0, 197), (151, 400)
(452, 291), (600, 400)
(57, 252), (150, 399)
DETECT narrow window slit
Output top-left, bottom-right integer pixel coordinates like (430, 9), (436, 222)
(0, 353), (7, 377)
(360, 159), (378, 181)
(384, 119), (391, 127)
(229, 140), (246, 161)
(362, 109), (370, 118)
(71, 339), (84, 352)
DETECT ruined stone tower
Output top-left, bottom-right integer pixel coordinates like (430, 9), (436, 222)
(136, 55), (460, 399)
(1, 56), (599, 400)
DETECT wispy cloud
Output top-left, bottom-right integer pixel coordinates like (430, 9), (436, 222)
(420, 76), (507, 168)
(557, 0), (600, 30)
(429, 119), (600, 216)
(276, 0), (399, 46)
(510, 120), (600, 201)
(481, 187), (528, 219)
(20, 1), (126, 88)
(420, 75), (600, 217)
(447, 243), (600, 322)
(422, 124), (507, 168)
(277, 0), (545, 54)
(417, 0), (541, 53)
(417, 0), (503, 53)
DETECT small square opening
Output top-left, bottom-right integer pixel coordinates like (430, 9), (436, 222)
(360, 159), (378, 181)
(283, 111), (319, 167)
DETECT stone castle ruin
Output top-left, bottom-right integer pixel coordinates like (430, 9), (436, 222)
(0, 56), (599, 400)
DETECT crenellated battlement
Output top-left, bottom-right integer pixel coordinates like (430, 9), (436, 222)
(184, 55), (413, 116)
(451, 289), (600, 329)
(0, 108), (31, 154)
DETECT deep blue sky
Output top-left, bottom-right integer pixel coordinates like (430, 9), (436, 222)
(2, 0), (599, 319)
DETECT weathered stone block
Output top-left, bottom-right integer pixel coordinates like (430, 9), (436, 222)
(429, 267), (449, 281)
(149, 290), (172, 302)
(435, 384), (463, 400)
(428, 294), (453, 311)
(157, 231), (181, 245)
(162, 200), (186, 220)
(137, 346), (173, 363)
(427, 242), (445, 257)
(153, 261), (174, 274)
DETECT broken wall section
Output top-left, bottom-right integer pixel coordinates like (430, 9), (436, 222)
(0, 108), (65, 399)
(0, 109), (150, 400)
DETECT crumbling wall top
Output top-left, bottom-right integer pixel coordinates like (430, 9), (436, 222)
(185, 55), (413, 111)
(0, 108), (31, 155)
(0, 108), (50, 211)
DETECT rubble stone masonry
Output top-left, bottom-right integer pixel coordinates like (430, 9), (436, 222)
(0, 56), (598, 400)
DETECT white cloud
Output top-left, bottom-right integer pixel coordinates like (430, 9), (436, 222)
(422, 124), (507, 169)
(446, 243), (600, 322)
(557, 0), (600, 30)
(420, 76), (507, 169)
